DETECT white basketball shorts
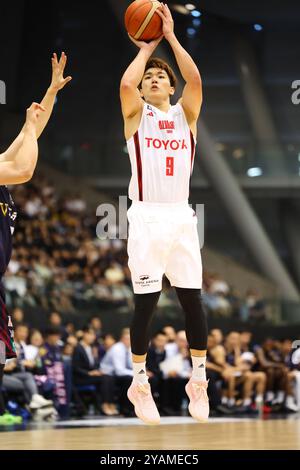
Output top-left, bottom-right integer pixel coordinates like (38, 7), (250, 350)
(127, 200), (203, 294)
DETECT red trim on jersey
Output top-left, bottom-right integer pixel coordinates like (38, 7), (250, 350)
(190, 131), (195, 174)
(134, 131), (143, 201)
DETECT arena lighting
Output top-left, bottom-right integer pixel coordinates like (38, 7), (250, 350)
(247, 167), (263, 177)
(187, 27), (197, 37)
(193, 18), (201, 27)
(254, 23), (263, 31)
(171, 4), (190, 15)
(191, 10), (201, 18)
(185, 3), (196, 10)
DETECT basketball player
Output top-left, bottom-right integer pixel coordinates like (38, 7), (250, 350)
(120, 4), (208, 424)
(0, 52), (71, 424)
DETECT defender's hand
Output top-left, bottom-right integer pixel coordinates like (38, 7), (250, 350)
(26, 102), (45, 126)
(50, 52), (72, 92)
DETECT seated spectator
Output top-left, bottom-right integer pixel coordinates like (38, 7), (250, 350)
(48, 312), (65, 343)
(11, 307), (24, 326)
(159, 330), (192, 415)
(254, 338), (297, 411)
(100, 328), (134, 416)
(202, 273), (232, 317)
(39, 328), (70, 417)
(102, 334), (116, 352)
(14, 324), (40, 372)
(3, 336), (53, 411)
(147, 331), (168, 410)
(162, 325), (178, 357)
(240, 289), (267, 323)
(254, 338), (284, 406)
(224, 331), (266, 411)
(278, 339), (299, 411)
(89, 316), (103, 341)
(206, 334), (234, 416)
(72, 326), (117, 416)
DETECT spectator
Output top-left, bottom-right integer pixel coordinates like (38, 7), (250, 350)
(11, 308), (24, 326)
(147, 331), (167, 411)
(89, 316), (103, 341)
(100, 328), (134, 416)
(72, 326), (117, 416)
(39, 328), (70, 417)
(254, 338), (296, 411)
(159, 330), (192, 415)
(3, 356), (53, 411)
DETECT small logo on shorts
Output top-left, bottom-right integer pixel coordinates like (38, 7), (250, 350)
(139, 275), (150, 281)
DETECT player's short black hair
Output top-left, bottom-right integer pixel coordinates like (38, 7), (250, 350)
(139, 57), (177, 89)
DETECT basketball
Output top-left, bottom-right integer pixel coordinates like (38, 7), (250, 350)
(125, 0), (163, 41)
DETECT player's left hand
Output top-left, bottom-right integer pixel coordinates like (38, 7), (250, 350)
(50, 52), (72, 92)
(157, 3), (174, 40)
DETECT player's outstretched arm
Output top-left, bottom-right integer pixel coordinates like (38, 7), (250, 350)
(0, 52), (72, 163)
(157, 4), (202, 124)
(120, 35), (163, 119)
(0, 103), (44, 185)
(36, 51), (72, 138)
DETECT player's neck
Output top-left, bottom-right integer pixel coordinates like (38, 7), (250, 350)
(146, 99), (171, 113)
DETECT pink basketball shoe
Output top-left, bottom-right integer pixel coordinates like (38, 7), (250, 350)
(127, 381), (160, 425)
(185, 378), (209, 422)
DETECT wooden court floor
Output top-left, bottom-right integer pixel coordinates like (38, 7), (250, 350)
(0, 418), (300, 450)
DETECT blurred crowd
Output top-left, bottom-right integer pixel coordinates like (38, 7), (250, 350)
(2, 307), (300, 422)
(5, 177), (133, 313)
(3, 176), (269, 323)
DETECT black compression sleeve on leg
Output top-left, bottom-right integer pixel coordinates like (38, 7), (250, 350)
(130, 291), (161, 356)
(0, 364), (5, 415)
(175, 287), (208, 351)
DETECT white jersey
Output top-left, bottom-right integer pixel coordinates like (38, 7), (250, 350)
(127, 102), (196, 203)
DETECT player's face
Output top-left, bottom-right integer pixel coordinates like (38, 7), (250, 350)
(140, 67), (175, 103)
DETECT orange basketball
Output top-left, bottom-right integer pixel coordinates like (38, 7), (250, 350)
(125, 0), (163, 41)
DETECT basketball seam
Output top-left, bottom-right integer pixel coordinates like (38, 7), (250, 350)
(126, 0), (152, 29)
(134, 1), (161, 40)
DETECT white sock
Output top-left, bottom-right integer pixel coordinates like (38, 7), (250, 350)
(228, 398), (235, 407)
(191, 356), (206, 381)
(132, 362), (148, 385)
(266, 391), (274, 402)
(275, 391), (285, 403)
(243, 398), (251, 407)
(255, 394), (263, 403)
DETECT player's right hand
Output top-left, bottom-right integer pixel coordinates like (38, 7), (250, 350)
(26, 102), (45, 126)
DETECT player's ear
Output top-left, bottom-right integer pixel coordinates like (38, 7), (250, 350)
(169, 87), (175, 96)
(139, 88), (144, 98)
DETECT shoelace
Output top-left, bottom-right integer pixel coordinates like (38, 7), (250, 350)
(192, 383), (209, 402)
(136, 384), (154, 404)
